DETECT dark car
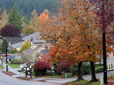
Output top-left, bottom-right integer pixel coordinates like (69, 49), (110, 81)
(7, 56), (15, 61)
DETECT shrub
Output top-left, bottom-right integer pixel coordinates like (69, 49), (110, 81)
(57, 62), (71, 74)
(11, 59), (20, 64)
(53, 62), (58, 74)
(9, 49), (18, 54)
(34, 61), (51, 76)
(82, 62), (90, 75)
(95, 66), (103, 73)
(95, 64), (103, 67)
(70, 64), (78, 75)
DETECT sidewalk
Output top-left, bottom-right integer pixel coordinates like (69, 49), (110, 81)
(1, 61), (25, 78)
(30, 70), (114, 83)
(1, 61), (114, 84)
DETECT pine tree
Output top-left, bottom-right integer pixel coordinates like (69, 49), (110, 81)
(1, 39), (7, 53)
(8, 4), (23, 32)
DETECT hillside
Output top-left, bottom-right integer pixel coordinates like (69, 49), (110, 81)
(0, 0), (60, 18)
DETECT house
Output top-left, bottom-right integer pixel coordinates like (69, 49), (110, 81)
(39, 49), (50, 61)
(5, 32), (42, 51)
(22, 31), (41, 42)
(22, 39), (50, 60)
(5, 37), (24, 51)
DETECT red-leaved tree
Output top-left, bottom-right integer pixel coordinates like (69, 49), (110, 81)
(0, 24), (21, 37)
(34, 61), (51, 76)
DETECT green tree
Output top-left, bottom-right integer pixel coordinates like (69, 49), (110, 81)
(8, 4), (23, 32)
(20, 41), (31, 51)
(1, 39), (7, 53)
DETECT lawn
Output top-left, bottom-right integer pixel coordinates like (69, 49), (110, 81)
(0, 65), (4, 69)
(8, 64), (19, 68)
(69, 80), (100, 85)
(41, 73), (64, 78)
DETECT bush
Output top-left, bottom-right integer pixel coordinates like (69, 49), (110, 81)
(82, 62), (90, 75)
(11, 59), (20, 64)
(57, 62), (71, 74)
(95, 64), (103, 67)
(34, 61), (51, 76)
(95, 66), (103, 73)
(53, 62), (58, 74)
(9, 49), (18, 54)
(70, 64), (78, 75)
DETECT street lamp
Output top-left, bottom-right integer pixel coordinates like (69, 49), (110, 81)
(0, 35), (8, 71)
(5, 38), (8, 72)
(102, 0), (107, 84)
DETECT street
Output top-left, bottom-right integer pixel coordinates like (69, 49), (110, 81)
(0, 71), (61, 85)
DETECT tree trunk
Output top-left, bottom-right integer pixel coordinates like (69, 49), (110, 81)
(90, 61), (98, 82)
(77, 61), (84, 80)
(29, 67), (32, 78)
(25, 67), (27, 78)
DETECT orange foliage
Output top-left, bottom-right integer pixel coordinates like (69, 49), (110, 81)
(39, 12), (49, 26)
(41, 0), (113, 64)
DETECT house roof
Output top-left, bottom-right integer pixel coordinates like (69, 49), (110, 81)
(22, 45), (43, 55)
(11, 41), (24, 49)
(22, 31), (41, 41)
(41, 49), (50, 55)
(6, 37), (24, 45)
(33, 40), (46, 44)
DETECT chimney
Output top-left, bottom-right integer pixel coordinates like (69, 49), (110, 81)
(45, 45), (48, 50)
(31, 38), (33, 49)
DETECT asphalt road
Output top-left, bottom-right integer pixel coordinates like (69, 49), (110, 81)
(0, 71), (61, 85)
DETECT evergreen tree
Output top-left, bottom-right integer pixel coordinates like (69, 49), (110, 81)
(1, 39), (7, 53)
(8, 4), (23, 32)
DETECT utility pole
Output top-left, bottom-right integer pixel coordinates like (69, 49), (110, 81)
(102, 0), (107, 84)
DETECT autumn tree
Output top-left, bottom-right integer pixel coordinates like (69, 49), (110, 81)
(0, 24), (21, 37)
(8, 4), (23, 32)
(88, 0), (114, 83)
(39, 12), (49, 32)
(20, 41), (31, 52)
(23, 26), (37, 36)
(29, 10), (41, 30)
(0, 9), (8, 29)
(42, 0), (113, 82)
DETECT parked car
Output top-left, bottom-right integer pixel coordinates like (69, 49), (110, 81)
(19, 63), (27, 71)
(20, 63), (34, 75)
(6, 56), (15, 61)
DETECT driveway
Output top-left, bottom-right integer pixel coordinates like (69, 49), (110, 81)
(0, 71), (61, 85)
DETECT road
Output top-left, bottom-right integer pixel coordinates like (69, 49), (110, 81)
(0, 71), (61, 85)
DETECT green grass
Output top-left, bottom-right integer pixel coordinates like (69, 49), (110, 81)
(8, 64), (19, 68)
(38, 72), (65, 78)
(69, 80), (100, 85)
(0, 65), (4, 69)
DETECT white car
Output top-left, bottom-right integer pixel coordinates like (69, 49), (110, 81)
(19, 63), (27, 71)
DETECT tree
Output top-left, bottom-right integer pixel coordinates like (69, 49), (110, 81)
(0, 6), (4, 19)
(8, 4), (23, 32)
(0, 9), (8, 29)
(1, 39), (7, 53)
(42, 0), (113, 82)
(20, 41), (31, 52)
(0, 24), (21, 37)
(23, 26), (37, 36)
(39, 12), (49, 31)
(29, 10), (41, 30)
(88, 0), (114, 83)
(0, 24), (20, 37)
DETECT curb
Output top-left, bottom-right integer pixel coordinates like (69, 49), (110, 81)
(2, 71), (12, 76)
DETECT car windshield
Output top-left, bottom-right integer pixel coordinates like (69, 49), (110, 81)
(8, 56), (15, 58)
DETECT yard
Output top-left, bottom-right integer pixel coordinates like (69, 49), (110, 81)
(8, 64), (19, 68)
(0, 65), (4, 69)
